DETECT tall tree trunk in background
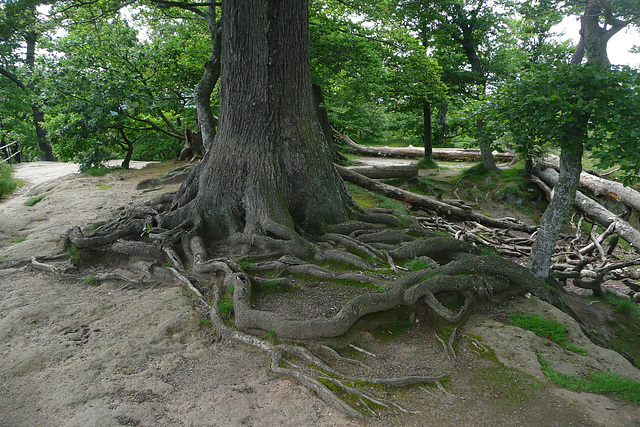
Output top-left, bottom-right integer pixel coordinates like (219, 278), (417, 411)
(193, 7), (222, 150)
(24, 31), (54, 161)
(312, 83), (345, 162)
(434, 103), (447, 146)
(162, 0), (354, 241)
(455, 16), (497, 172)
(422, 101), (432, 162)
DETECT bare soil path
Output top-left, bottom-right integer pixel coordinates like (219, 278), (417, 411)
(0, 160), (639, 426)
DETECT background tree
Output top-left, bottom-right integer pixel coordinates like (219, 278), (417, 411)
(488, 0), (640, 281)
(44, 8), (206, 169)
(0, 0), (55, 160)
(383, 43), (446, 165)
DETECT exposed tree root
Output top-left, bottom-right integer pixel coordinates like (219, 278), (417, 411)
(49, 172), (610, 419)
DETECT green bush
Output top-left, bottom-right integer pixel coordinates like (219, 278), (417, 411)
(0, 163), (18, 198)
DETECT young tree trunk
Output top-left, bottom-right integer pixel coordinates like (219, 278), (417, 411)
(162, 0), (354, 242)
(528, 144), (584, 281)
(477, 119), (498, 173)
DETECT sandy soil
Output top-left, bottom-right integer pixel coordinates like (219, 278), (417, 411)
(1, 161), (639, 426)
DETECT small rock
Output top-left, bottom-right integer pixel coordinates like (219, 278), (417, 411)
(633, 292), (640, 303)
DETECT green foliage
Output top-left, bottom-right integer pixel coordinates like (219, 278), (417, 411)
(43, 10), (205, 165)
(96, 181), (113, 190)
(24, 194), (45, 206)
(539, 358), (640, 404)
(261, 329), (277, 342)
(0, 163), (18, 198)
(65, 245), (83, 263)
(510, 313), (567, 343)
(510, 313), (587, 355)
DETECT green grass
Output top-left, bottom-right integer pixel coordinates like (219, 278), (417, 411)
(83, 276), (99, 285)
(405, 256), (437, 271)
(96, 181), (113, 190)
(24, 194), (46, 206)
(346, 183), (410, 219)
(82, 167), (113, 176)
(539, 358), (640, 404)
(0, 163), (18, 198)
(416, 156), (439, 169)
(216, 285), (234, 315)
(600, 291), (640, 316)
(509, 313), (587, 355)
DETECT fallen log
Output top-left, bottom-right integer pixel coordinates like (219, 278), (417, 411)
(535, 168), (640, 251)
(336, 165), (537, 233)
(346, 165), (418, 179)
(543, 154), (640, 212)
(335, 132), (515, 162)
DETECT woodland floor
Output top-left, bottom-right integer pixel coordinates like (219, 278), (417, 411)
(0, 159), (639, 426)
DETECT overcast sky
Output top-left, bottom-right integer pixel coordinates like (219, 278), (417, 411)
(553, 16), (640, 67)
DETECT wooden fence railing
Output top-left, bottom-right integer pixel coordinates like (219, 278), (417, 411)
(0, 140), (22, 165)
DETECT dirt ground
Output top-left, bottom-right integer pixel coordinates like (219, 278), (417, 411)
(1, 161), (639, 426)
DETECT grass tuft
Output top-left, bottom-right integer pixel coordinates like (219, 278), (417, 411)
(82, 167), (113, 176)
(405, 256), (437, 271)
(601, 291), (640, 316)
(83, 276), (99, 285)
(24, 194), (46, 206)
(510, 313), (587, 355)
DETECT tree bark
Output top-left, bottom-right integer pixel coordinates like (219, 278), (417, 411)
(162, 0), (354, 241)
(434, 103), (447, 147)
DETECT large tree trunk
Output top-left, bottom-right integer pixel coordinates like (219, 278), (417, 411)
(528, 145), (584, 281)
(162, 0), (354, 243)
